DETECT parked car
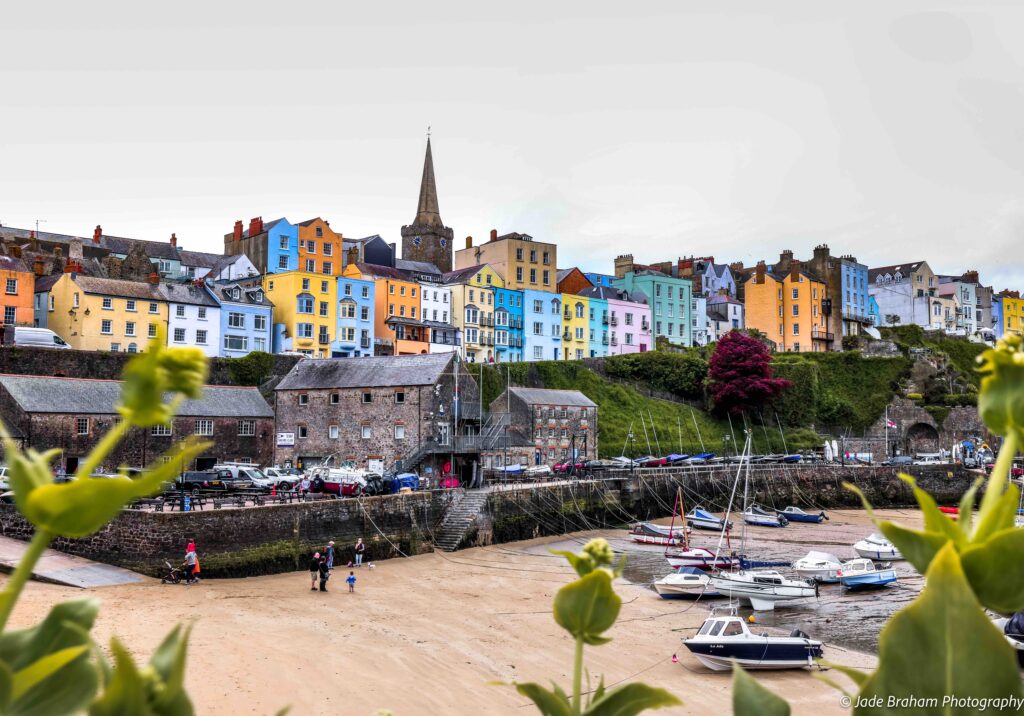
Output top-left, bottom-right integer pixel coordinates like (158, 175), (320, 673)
(526, 464), (553, 478)
(882, 456), (913, 467)
(263, 467), (301, 488)
(2, 326), (72, 350)
(583, 459), (617, 472)
(175, 469), (235, 495)
(212, 463), (267, 490)
(984, 461), (1024, 477)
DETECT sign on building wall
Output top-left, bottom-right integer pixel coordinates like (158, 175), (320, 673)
(276, 432), (295, 447)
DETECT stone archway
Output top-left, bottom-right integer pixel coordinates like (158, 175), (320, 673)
(906, 422), (940, 455)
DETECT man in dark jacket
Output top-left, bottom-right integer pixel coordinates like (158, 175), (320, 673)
(318, 555), (330, 592)
(309, 552), (320, 591)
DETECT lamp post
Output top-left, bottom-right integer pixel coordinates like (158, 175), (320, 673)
(627, 430), (635, 473)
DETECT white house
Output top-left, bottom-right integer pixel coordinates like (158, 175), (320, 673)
(420, 281), (458, 354)
(161, 283), (221, 357)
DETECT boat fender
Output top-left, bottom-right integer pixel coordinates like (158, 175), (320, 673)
(815, 581), (820, 598)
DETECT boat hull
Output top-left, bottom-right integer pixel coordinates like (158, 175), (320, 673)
(665, 551), (734, 570)
(841, 571), (897, 589)
(743, 515), (787, 528)
(688, 518), (726, 531)
(780, 513), (825, 524)
(710, 577), (817, 611)
(653, 582), (721, 599)
(630, 533), (684, 546)
(684, 641), (823, 671)
(853, 547), (902, 561)
(794, 567), (840, 583)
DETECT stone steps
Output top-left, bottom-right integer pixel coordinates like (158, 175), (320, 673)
(433, 490), (491, 552)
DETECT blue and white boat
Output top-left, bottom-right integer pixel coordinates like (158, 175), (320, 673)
(683, 614), (823, 670)
(777, 506), (828, 523)
(838, 558), (898, 589)
(685, 507), (732, 532)
(743, 504), (788, 527)
(653, 567), (721, 599)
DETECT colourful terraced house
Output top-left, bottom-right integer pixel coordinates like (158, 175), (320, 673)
(443, 264), (504, 363)
(343, 262), (428, 356)
(263, 271), (337, 357)
(561, 292), (590, 360)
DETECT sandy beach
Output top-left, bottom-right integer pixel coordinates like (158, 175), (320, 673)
(4, 509), (920, 715)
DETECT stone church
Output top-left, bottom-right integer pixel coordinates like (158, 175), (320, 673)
(400, 138), (454, 272)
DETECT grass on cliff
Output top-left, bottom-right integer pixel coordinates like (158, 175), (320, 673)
(879, 325), (986, 387)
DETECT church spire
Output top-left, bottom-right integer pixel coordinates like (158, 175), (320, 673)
(413, 137), (443, 229)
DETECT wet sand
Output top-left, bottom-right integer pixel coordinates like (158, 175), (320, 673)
(4, 509), (916, 715)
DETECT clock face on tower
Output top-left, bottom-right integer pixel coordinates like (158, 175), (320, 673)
(440, 239), (447, 248)
(413, 236), (422, 247)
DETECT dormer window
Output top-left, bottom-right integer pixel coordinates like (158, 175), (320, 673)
(255, 290), (263, 303)
(233, 288), (241, 300)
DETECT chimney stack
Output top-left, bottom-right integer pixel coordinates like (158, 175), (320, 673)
(233, 220), (243, 242)
(93, 225), (102, 244)
(170, 232), (177, 248)
(347, 245), (359, 267)
(465, 236), (473, 249)
(790, 259), (801, 282)
(755, 261), (766, 284)
(248, 217), (263, 237)
(489, 229), (498, 242)
(32, 256), (45, 276)
(148, 271), (160, 285)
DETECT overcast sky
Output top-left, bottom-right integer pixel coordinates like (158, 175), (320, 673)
(2, 2), (1024, 290)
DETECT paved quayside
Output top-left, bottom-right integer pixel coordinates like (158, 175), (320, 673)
(0, 535), (144, 588)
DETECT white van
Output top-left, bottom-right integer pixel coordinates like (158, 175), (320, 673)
(10, 327), (71, 350)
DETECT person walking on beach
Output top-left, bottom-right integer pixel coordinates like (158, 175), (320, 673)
(354, 538), (365, 567)
(326, 541), (335, 570)
(309, 552), (320, 591)
(184, 543), (199, 585)
(318, 555), (330, 592)
(346, 571), (356, 593)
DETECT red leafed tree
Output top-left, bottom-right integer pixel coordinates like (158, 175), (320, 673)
(707, 331), (791, 416)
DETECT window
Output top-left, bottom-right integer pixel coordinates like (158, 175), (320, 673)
(198, 307), (206, 319)
(362, 286), (369, 299)
(330, 393), (340, 404)
(533, 321), (543, 335)
(533, 346), (543, 359)
(149, 302), (159, 314)
(110, 342), (120, 352)
(305, 259), (315, 272)
(280, 236), (290, 250)
(329, 424), (339, 439)
(411, 288), (417, 298)
(360, 306), (369, 321)
(319, 301), (329, 317)
(323, 243), (332, 256)
(320, 281), (329, 293)
(101, 319), (113, 335)
(254, 315), (267, 331)
(302, 278), (310, 290)
(173, 305), (184, 318)
(151, 424), (172, 436)
(49, 295), (54, 311)
(196, 329), (207, 345)
(148, 323), (158, 339)
(395, 391), (405, 404)
(516, 247), (524, 260)
(254, 337), (266, 352)
(315, 226), (323, 237)
(229, 312), (245, 327)
(73, 292), (79, 308)
(298, 425), (308, 439)
(195, 419), (214, 436)
(173, 327), (185, 342)
(530, 268), (537, 283)
(224, 334), (248, 351)
(465, 307), (479, 324)
(322, 262), (332, 275)
(238, 420), (256, 436)
(278, 256), (289, 269)
(76, 417), (90, 435)
(102, 297), (113, 310)
(362, 392), (372, 403)
(792, 324), (800, 336)
(792, 305), (799, 316)
(123, 322), (136, 338)
(298, 394), (309, 406)
(127, 343), (137, 353)
(394, 424), (406, 440)
(126, 300), (136, 312)
(361, 425), (371, 439)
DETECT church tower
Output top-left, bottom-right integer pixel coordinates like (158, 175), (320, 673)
(401, 137), (454, 271)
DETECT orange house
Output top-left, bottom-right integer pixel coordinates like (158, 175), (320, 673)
(744, 261), (829, 352)
(0, 256), (36, 328)
(297, 218), (344, 279)
(343, 263), (429, 355)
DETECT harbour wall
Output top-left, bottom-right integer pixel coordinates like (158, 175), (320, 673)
(0, 463), (978, 576)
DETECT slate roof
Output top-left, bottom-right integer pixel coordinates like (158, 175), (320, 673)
(0, 225), (177, 260)
(73, 276), (165, 300)
(160, 283), (219, 307)
(441, 265), (486, 285)
(868, 261), (927, 282)
(396, 258), (442, 276)
(211, 281), (274, 307)
(276, 353), (454, 391)
(0, 256), (30, 273)
(177, 249), (222, 269)
(507, 387), (596, 408)
(352, 262), (409, 281)
(32, 274), (62, 294)
(0, 375), (273, 417)
(577, 286), (639, 302)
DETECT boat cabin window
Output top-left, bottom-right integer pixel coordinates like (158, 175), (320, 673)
(721, 621), (744, 637)
(754, 576), (782, 585)
(698, 621), (716, 636)
(709, 621), (726, 636)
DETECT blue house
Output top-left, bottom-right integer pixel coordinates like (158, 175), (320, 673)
(334, 276), (375, 357)
(522, 289), (562, 361)
(207, 280), (274, 356)
(494, 287), (524, 362)
(265, 218), (300, 274)
(584, 272), (616, 288)
(868, 294), (881, 328)
(587, 296), (609, 357)
(839, 256), (871, 336)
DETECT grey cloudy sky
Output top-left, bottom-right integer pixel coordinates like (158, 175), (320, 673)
(2, 1), (1024, 290)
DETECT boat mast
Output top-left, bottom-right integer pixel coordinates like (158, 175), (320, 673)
(712, 431), (749, 564)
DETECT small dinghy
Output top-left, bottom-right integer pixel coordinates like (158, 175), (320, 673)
(853, 533), (903, 561)
(686, 507), (732, 532)
(793, 551), (843, 583)
(777, 506), (827, 523)
(653, 567), (721, 599)
(838, 558), (898, 589)
(709, 569), (818, 611)
(743, 504), (788, 527)
(992, 612), (1024, 667)
(683, 613), (823, 670)
(630, 522), (687, 546)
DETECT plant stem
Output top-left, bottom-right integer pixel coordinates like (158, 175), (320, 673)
(75, 419), (129, 479)
(978, 432), (1018, 523)
(0, 528), (53, 631)
(572, 636), (584, 715)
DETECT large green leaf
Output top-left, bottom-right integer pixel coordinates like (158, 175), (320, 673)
(11, 646), (88, 701)
(513, 682), (572, 716)
(0, 660), (12, 711)
(960, 528), (1024, 613)
(877, 521), (949, 576)
(147, 625), (194, 716)
(971, 481), (1020, 545)
(853, 543), (1022, 714)
(583, 682), (680, 716)
(553, 570), (621, 646)
(731, 664), (789, 716)
(89, 639), (148, 716)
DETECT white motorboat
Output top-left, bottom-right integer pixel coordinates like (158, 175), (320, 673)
(743, 504), (788, 528)
(992, 613), (1024, 667)
(710, 570), (818, 611)
(653, 567), (721, 599)
(853, 533), (903, 561)
(683, 614), (823, 670)
(792, 551), (843, 583)
(838, 558), (898, 589)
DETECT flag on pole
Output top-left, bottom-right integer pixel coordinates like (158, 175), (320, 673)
(886, 419), (897, 429)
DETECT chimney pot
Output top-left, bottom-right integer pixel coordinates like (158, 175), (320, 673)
(465, 236), (473, 249)
(489, 229), (498, 242)
(148, 271), (160, 285)
(233, 220), (243, 242)
(93, 225), (102, 244)
(170, 232), (177, 248)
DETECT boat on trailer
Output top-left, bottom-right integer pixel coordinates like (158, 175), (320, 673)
(838, 558), (898, 589)
(743, 504), (789, 527)
(683, 613), (823, 671)
(629, 522), (688, 546)
(777, 506), (828, 523)
(853, 533), (903, 561)
(653, 567), (721, 599)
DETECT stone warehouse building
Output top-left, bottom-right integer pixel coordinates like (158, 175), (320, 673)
(486, 387), (598, 469)
(273, 353), (481, 477)
(0, 375), (274, 472)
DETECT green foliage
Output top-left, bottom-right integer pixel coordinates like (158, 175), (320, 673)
(767, 361), (819, 427)
(923, 405), (950, 427)
(0, 332), (225, 715)
(905, 392), (923, 401)
(225, 351), (276, 387)
(511, 539), (680, 716)
(731, 665), (789, 716)
(603, 351), (707, 400)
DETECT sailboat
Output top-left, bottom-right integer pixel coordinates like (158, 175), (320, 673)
(664, 487), (735, 570)
(709, 433), (818, 610)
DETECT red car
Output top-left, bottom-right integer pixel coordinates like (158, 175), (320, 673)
(553, 461), (586, 474)
(984, 463), (1023, 477)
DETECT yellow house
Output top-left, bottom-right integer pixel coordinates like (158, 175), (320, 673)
(453, 230), (557, 292)
(561, 293), (590, 360)
(49, 273), (168, 353)
(744, 263), (829, 352)
(998, 293), (1024, 338)
(263, 270), (336, 357)
(443, 264), (505, 363)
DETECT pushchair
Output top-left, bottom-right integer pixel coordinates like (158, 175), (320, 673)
(160, 560), (183, 584)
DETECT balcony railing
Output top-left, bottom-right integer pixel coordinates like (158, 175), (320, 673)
(611, 337), (618, 346)
(480, 315), (494, 327)
(601, 314), (609, 324)
(811, 329), (834, 341)
(601, 336), (609, 345)
(610, 316), (618, 326)
(563, 331), (572, 341)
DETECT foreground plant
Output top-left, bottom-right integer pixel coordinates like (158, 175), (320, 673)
(509, 539), (680, 716)
(733, 335), (1024, 713)
(0, 329), (210, 715)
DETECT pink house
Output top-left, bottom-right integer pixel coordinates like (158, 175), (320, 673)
(580, 287), (652, 354)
